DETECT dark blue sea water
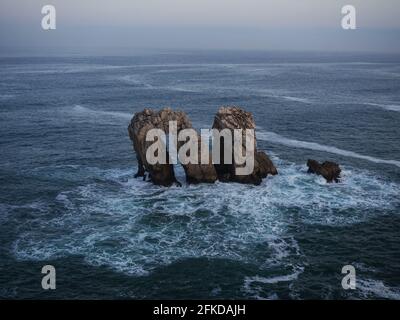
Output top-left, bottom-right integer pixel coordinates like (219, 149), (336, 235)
(0, 51), (399, 299)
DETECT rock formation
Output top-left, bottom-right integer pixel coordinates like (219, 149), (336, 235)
(307, 159), (341, 183)
(128, 108), (217, 186)
(212, 106), (277, 185)
(128, 106), (277, 186)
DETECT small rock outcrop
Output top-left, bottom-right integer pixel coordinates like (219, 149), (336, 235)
(307, 159), (341, 183)
(128, 108), (217, 186)
(212, 106), (277, 185)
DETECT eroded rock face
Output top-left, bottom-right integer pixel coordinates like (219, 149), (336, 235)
(307, 159), (341, 183)
(212, 106), (277, 185)
(183, 144), (219, 184)
(129, 106), (277, 186)
(128, 107), (217, 186)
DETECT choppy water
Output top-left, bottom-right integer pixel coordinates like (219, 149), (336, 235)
(0, 52), (399, 299)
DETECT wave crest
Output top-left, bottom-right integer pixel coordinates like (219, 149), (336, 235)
(258, 131), (400, 168)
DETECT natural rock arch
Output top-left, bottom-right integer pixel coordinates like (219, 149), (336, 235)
(128, 107), (217, 186)
(128, 106), (277, 186)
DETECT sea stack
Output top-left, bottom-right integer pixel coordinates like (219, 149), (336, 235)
(212, 106), (277, 185)
(128, 106), (277, 186)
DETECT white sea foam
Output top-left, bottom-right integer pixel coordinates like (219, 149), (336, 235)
(364, 102), (400, 112)
(357, 278), (400, 300)
(258, 131), (400, 168)
(115, 68), (310, 99)
(280, 96), (311, 103)
(245, 267), (304, 286)
(242, 266), (304, 299)
(243, 88), (312, 103)
(72, 105), (132, 120)
(244, 267), (303, 286)
(10, 156), (400, 279)
(161, 85), (200, 93)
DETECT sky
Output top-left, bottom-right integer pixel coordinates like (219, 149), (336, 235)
(0, 0), (399, 55)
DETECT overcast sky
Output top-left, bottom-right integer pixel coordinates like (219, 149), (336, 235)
(1, 0), (399, 55)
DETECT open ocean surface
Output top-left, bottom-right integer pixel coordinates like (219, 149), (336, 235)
(0, 51), (399, 299)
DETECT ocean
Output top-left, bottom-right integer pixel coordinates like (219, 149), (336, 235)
(0, 51), (399, 299)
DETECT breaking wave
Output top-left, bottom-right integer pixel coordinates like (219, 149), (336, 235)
(258, 131), (400, 168)
(364, 102), (400, 112)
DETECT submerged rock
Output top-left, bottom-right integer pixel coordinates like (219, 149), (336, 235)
(307, 159), (341, 183)
(212, 106), (277, 185)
